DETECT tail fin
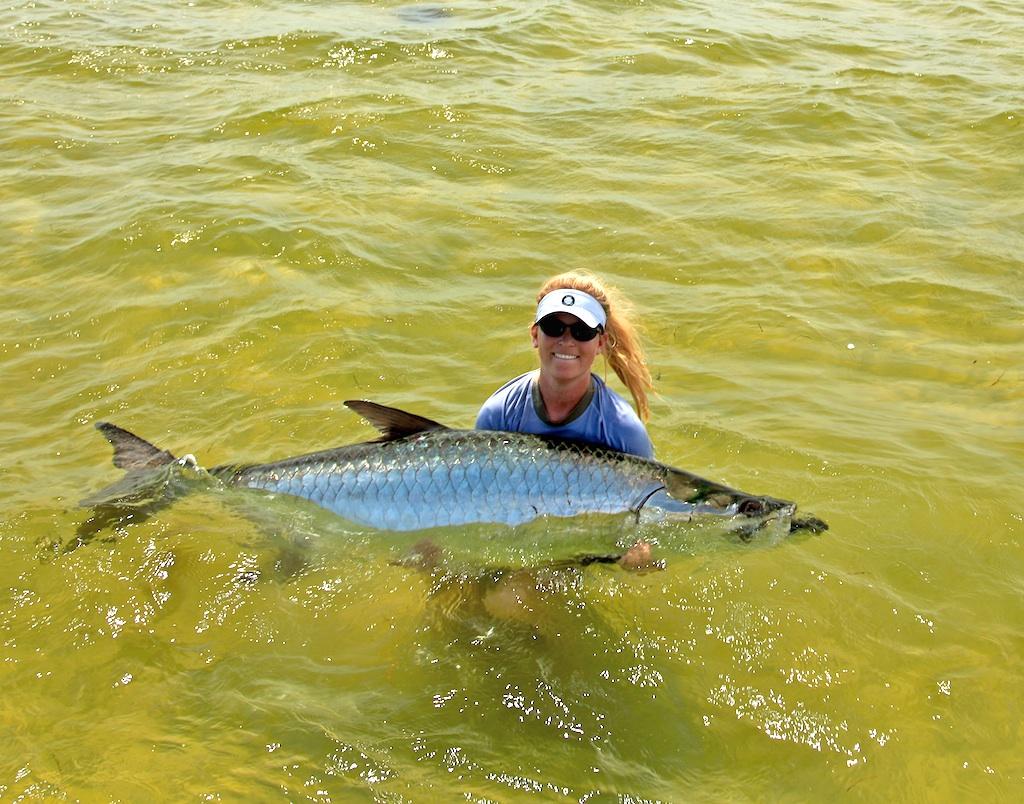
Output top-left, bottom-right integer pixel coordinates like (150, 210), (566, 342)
(73, 423), (191, 549)
(95, 422), (177, 470)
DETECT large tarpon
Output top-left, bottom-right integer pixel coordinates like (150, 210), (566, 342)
(77, 401), (826, 542)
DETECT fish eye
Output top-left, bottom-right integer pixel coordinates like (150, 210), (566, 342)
(737, 498), (766, 515)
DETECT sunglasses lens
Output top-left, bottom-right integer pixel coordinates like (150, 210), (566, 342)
(538, 316), (600, 341)
(570, 323), (599, 341)
(538, 318), (566, 338)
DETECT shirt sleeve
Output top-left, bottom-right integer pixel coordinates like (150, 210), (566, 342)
(592, 377), (655, 459)
(475, 373), (532, 431)
(475, 386), (510, 430)
(615, 422), (655, 460)
(475, 400), (502, 430)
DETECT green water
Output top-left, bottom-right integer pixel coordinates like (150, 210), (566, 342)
(2, 0), (1022, 799)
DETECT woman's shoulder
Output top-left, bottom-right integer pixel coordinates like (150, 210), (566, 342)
(483, 371), (536, 404)
(475, 371), (536, 428)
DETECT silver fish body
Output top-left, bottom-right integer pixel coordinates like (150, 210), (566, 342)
(224, 429), (675, 531)
(79, 401), (823, 541)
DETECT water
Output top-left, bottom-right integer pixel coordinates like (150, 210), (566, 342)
(1, 0), (1022, 798)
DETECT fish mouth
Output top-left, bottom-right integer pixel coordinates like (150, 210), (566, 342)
(789, 515), (828, 533)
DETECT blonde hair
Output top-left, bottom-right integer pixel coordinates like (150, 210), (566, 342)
(537, 271), (653, 422)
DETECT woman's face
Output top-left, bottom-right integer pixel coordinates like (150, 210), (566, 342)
(531, 312), (607, 382)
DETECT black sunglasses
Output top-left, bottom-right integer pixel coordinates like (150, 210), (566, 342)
(537, 316), (603, 342)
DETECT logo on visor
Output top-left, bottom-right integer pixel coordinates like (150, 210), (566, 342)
(562, 294), (575, 306)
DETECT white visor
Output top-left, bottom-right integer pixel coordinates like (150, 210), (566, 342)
(534, 289), (607, 329)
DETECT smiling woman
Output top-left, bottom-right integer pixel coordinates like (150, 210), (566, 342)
(475, 271), (654, 459)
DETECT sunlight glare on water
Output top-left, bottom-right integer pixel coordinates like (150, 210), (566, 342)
(1, 0), (1022, 799)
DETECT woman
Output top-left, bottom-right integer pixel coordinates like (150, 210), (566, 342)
(476, 271), (654, 458)
(474, 272), (659, 584)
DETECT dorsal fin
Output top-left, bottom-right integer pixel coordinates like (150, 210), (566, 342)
(95, 422), (177, 470)
(343, 400), (447, 441)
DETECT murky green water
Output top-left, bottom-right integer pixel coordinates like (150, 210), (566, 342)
(2, 0), (1022, 799)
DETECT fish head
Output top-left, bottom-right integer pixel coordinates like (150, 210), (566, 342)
(647, 473), (805, 536)
(661, 470), (796, 520)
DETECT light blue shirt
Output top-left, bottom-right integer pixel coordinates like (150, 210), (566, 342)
(475, 371), (654, 459)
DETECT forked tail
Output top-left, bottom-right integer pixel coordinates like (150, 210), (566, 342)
(74, 423), (199, 548)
